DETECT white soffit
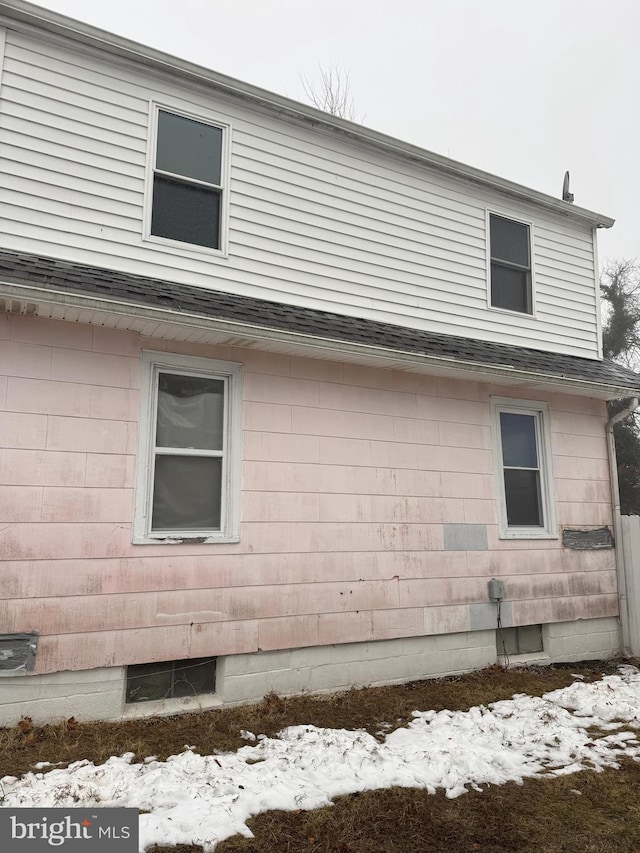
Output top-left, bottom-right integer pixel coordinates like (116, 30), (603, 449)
(0, 286), (632, 401)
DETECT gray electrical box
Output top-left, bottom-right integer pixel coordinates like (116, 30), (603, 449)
(488, 578), (505, 601)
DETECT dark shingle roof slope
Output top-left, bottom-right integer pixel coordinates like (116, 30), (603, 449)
(1, 249), (638, 393)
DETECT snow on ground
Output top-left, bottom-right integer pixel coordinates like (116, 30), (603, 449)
(2, 667), (640, 852)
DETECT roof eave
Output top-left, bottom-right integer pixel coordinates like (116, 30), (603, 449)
(0, 0), (614, 230)
(1, 279), (635, 401)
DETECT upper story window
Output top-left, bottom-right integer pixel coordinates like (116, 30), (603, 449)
(491, 398), (556, 539)
(489, 213), (532, 314)
(148, 107), (228, 253)
(133, 351), (242, 544)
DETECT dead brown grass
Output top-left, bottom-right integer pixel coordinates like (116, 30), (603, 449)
(3, 659), (639, 853)
(0, 661), (618, 780)
(211, 759), (640, 853)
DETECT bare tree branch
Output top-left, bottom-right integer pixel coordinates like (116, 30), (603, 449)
(300, 63), (363, 122)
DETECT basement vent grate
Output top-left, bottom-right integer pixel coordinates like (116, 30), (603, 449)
(562, 527), (614, 550)
(0, 632), (38, 676)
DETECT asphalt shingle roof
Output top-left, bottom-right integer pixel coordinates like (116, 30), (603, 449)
(1, 249), (638, 393)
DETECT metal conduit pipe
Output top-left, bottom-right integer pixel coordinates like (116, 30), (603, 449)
(606, 396), (639, 656)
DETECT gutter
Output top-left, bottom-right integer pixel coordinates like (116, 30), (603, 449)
(0, 1), (614, 230)
(606, 397), (640, 656)
(1, 278), (639, 399)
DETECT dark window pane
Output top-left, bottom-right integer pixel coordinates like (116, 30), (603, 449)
(172, 658), (216, 698)
(500, 412), (538, 468)
(151, 175), (220, 249)
(498, 627), (519, 656)
(490, 215), (529, 266)
(126, 661), (172, 703)
(156, 373), (225, 450)
(157, 111), (222, 185)
(126, 658), (216, 703)
(152, 455), (222, 531)
(497, 625), (543, 655)
(504, 468), (542, 526)
(517, 624), (543, 653)
(491, 263), (531, 313)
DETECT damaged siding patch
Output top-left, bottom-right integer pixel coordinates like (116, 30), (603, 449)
(562, 527), (614, 550)
(0, 632), (38, 675)
(444, 524), (488, 551)
(469, 601), (513, 631)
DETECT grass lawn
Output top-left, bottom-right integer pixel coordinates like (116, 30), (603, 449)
(2, 660), (640, 853)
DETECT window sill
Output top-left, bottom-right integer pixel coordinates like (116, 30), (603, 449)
(498, 529), (558, 541)
(143, 232), (229, 260)
(488, 303), (535, 318)
(123, 693), (222, 720)
(132, 534), (240, 545)
(498, 652), (550, 667)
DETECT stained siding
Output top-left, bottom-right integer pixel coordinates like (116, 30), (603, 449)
(0, 316), (617, 675)
(0, 29), (600, 361)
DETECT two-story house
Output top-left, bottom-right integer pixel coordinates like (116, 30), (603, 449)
(1, 0), (638, 724)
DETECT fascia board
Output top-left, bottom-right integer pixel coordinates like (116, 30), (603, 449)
(1, 279), (636, 400)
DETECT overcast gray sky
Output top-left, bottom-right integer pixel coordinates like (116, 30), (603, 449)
(32, 0), (640, 264)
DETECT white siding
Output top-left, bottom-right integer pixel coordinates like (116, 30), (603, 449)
(0, 28), (600, 358)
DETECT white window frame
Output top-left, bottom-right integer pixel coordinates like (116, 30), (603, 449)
(133, 351), (242, 544)
(491, 397), (556, 540)
(143, 101), (231, 258)
(486, 210), (536, 317)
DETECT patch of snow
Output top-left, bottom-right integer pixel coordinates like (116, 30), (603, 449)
(2, 672), (640, 852)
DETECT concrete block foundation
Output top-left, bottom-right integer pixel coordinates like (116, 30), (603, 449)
(0, 617), (622, 726)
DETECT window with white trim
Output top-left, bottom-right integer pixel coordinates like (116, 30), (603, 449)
(134, 352), (241, 543)
(149, 107), (227, 251)
(489, 213), (532, 314)
(491, 398), (556, 538)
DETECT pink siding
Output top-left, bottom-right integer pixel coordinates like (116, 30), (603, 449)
(0, 315), (617, 675)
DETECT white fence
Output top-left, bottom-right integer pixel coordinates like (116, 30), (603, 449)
(620, 515), (640, 655)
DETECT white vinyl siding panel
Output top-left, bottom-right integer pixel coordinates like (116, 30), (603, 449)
(0, 29), (599, 358)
